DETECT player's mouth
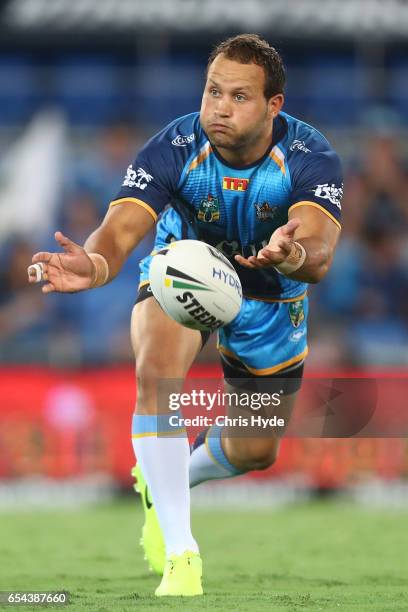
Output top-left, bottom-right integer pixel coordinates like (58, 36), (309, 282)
(209, 122), (232, 132)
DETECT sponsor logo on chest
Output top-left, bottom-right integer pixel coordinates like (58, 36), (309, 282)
(223, 177), (249, 191)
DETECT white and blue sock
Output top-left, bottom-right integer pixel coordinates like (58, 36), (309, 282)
(189, 424), (245, 487)
(132, 412), (198, 556)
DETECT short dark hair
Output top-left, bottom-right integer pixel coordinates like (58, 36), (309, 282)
(207, 33), (285, 99)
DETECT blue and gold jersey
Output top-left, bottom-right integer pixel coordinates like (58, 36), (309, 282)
(111, 111), (343, 301)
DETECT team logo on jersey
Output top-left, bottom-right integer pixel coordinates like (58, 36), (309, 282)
(197, 195), (220, 223)
(122, 165), (153, 190)
(171, 133), (195, 147)
(288, 300), (305, 328)
(223, 177), (249, 191)
(290, 139), (311, 153)
(254, 202), (278, 221)
(314, 183), (343, 209)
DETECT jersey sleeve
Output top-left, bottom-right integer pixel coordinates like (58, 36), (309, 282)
(110, 125), (184, 221)
(288, 149), (343, 227)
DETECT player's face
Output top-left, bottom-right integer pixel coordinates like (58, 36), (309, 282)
(201, 55), (283, 155)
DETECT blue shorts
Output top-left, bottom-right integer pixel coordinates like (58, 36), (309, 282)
(218, 295), (308, 376)
(139, 213), (308, 377)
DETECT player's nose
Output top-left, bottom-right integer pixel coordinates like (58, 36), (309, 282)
(214, 97), (232, 117)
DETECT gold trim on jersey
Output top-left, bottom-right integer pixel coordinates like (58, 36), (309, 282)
(188, 142), (213, 172)
(218, 345), (308, 376)
(109, 197), (158, 222)
(289, 201), (341, 229)
(244, 291), (307, 304)
(269, 145), (286, 175)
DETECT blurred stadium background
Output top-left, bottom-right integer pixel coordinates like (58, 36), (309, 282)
(1, 0), (408, 513)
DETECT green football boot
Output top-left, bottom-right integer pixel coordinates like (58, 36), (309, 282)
(132, 463), (165, 575)
(155, 550), (203, 597)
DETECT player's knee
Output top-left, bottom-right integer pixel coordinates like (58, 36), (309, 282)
(245, 446), (278, 471)
(228, 440), (279, 472)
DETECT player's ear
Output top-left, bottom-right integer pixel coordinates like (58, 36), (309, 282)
(268, 93), (284, 118)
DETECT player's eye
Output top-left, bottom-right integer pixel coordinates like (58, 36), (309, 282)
(235, 94), (246, 102)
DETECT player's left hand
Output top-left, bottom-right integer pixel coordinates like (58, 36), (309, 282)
(235, 218), (301, 269)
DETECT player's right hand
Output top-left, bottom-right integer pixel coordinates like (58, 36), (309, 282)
(235, 218), (301, 269)
(28, 231), (95, 294)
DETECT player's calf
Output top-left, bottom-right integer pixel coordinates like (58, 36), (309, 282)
(221, 385), (298, 472)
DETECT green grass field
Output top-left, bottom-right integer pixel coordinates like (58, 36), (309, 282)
(1, 498), (407, 612)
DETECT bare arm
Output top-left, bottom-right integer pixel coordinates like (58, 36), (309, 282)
(28, 201), (155, 294)
(83, 202), (155, 279)
(235, 202), (341, 284)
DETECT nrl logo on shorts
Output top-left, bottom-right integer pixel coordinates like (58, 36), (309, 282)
(289, 300), (305, 328)
(254, 202), (278, 221)
(197, 195), (220, 223)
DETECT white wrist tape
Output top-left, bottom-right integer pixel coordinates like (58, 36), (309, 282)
(274, 242), (306, 275)
(28, 262), (45, 282)
(88, 253), (110, 287)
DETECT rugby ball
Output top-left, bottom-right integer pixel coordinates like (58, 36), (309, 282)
(149, 240), (242, 332)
